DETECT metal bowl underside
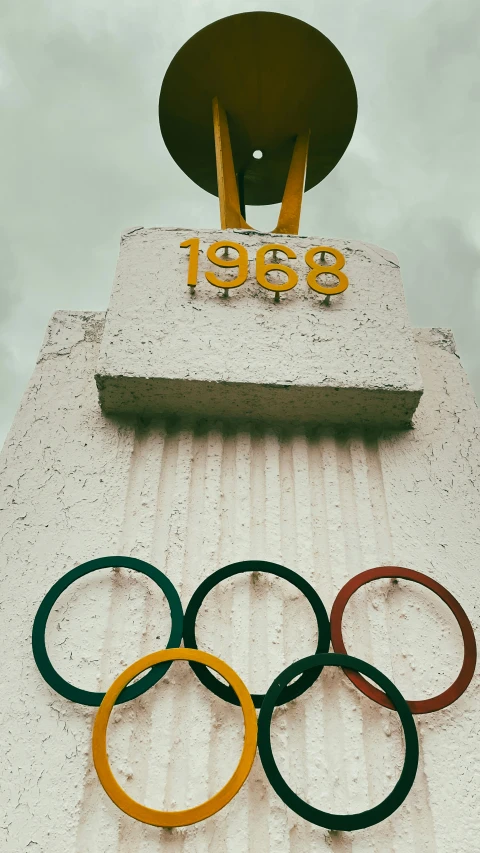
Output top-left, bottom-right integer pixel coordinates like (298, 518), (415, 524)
(159, 12), (357, 206)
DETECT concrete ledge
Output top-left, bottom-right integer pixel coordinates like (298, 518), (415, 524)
(96, 227), (423, 426)
(96, 374), (422, 427)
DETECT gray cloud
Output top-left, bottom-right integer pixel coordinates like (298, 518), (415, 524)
(1, 0), (479, 443)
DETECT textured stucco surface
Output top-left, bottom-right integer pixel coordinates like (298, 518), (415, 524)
(96, 228), (423, 426)
(1, 310), (479, 853)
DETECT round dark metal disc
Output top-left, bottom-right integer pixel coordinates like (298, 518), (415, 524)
(159, 12), (357, 206)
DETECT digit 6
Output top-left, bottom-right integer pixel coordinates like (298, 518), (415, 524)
(305, 247), (349, 295)
(205, 240), (249, 289)
(256, 244), (298, 293)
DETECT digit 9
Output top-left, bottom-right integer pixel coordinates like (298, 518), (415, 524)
(205, 241), (249, 289)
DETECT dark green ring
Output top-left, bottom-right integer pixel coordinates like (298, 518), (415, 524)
(32, 556), (184, 706)
(258, 652), (419, 831)
(183, 560), (331, 708)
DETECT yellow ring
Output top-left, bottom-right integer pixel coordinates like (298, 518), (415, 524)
(92, 648), (258, 827)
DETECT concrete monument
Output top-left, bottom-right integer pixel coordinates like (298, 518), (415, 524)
(1, 12), (478, 853)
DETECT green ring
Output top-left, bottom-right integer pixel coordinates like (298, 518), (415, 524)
(258, 653), (419, 831)
(183, 560), (330, 708)
(32, 556), (183, 706)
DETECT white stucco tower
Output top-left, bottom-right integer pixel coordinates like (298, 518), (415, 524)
(1, 12), (479, 853)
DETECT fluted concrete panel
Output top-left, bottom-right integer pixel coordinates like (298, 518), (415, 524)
(0, 314), (478, 852)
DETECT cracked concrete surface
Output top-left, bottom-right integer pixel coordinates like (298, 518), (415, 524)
(95, 228), (423, 426)
(0, 309), (479, 852)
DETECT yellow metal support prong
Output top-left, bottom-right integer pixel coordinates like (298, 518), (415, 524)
(212, 97), (251, 230)
(273, 130), (310, 236)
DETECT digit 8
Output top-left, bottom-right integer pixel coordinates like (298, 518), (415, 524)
(305, 246), (349, 296)
(205, 241), (249, 289)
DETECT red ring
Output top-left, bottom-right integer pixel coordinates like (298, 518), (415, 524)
(330, 567), (477, 714)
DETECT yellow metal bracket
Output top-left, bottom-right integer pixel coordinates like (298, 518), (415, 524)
(273, 130), (310, 235)
(212, 97), (252, 230)
(212, 97), (310, 236)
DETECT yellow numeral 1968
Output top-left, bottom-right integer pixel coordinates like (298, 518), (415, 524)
(180, 239), (348, 298)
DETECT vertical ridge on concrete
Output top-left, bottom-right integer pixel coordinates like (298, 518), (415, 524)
(75, 425), (144, 853)
(304, 431), (336, 852)
(115, 421), (168, 853)
(137, 423), (183, 852)
(180, 425), (210, 853)
(233, 428), (255, 852)
(196, 425), (227, 853)
(147, 425), (193, 852)
(288, 433), (315, 852)
(75, 420), (168, 853)
(247, 428), (272, 849)
(325, 436), (365, 849)
(74, 419), (150, 853)
(304, 433), (344, 851)
(215, 424), (239, 853)
(360, 439), (438, 853)
(362, 438), (438, 853)
(266, 429), (291, 853)
(346, 436), (406, 852)
(322, 436), (356, 821)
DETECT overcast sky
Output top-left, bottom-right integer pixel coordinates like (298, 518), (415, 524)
(1, 0), (479, 444)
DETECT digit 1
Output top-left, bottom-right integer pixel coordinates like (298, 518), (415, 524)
(180, 237), (200, 287)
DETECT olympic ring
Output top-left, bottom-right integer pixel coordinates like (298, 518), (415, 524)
(32, 558), (476, 831)
(32, 556), (184, 706)
(92, 648), (257, 827)
(330, 567), (477, 714)
(183, 560), (331, 708)
(257, 653), (419, 831)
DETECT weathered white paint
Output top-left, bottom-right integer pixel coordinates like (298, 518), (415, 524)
(95, 228), (423, 426)
(1, 310), (478, 853)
